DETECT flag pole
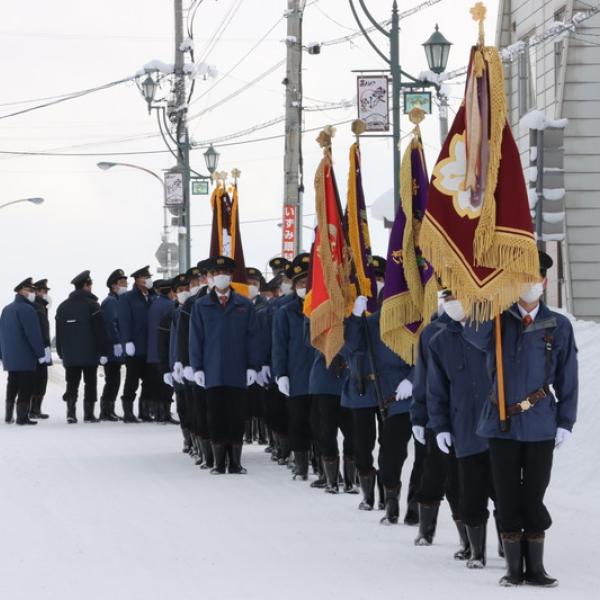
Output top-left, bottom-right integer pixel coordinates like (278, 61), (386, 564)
(494, 314), (509, 432)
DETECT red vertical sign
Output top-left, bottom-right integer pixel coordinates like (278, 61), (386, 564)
(282, 204), (296, 261)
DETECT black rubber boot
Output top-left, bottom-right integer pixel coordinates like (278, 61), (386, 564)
(66, 398), (77, 424)
(414, 503), (440, 546)
(194, 435), (205, 466)
(358, 470), (376, 511)
(292, 451), (309, 480)
(494, 512), (505, 557)
(343, 456), (359, 494)
(210, 444), (227, 474)
(270, 432), (280, 461)
(244, 420), (253, 444)
(277, 436), (291, 466)
(163, 402), (179, 424)
(523, 534), (558, 587)
(323, 457), (340, 494)
(5, 400), (15, 424)
(138, 398), (153, 422)
(380, 486), (400, 525)
(108, 400), (121, 421)
(404, 500), (419, 526)
(376, 471), (385, 510)
(199, 439), (214, 469)
(310, 459), (327, 489)
(122, 399), (140, 423)
(228, 444), (248, 474)
(499, 533), (524, 587)
(466, 524), (487, 568)
(29, 395), (49, 419)
(16, 402), (37, 425)
(453, 520), (471, 560)
(181, 428), (192, 453)
(83, 401), (99, 423)
(257, 418), (268, 445)
(99, 400), (114, 421)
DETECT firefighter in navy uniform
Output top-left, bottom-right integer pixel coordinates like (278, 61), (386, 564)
(463, 251), (578, 587)
(29, 279), (53, 420)
(0, 278), (46, 425)
(189, 256), (260, 475)
(55, 271), (109, 424)
(99, 269), (127, 421)
(118, 266), (155, 422)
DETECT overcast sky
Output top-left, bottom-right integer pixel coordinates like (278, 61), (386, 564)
(0, 0), (499, 309)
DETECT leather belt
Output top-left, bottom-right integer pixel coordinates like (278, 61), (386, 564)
(506, 387), (549, 417)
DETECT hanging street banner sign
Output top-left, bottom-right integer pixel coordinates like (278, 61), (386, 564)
(404, 91), (432, 114)
(357, 75), (389, 132)
(191, 180), (209, 195)
(164, 171), (184, 206)
(282, 204), (297, 262)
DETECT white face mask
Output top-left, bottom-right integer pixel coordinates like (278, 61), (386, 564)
(443, 299), (466, 322)
(177, 291), (190, 304)
(144, 277), (154, 290)
(116, 286), (128, 296)
(376, 280), (384, 295)
(26, 292), (36, 303)
(520, 282), (544, 304)
(296, 287), (306, 299)
(190, 285), (201, 296)
(280, 281), (293, 296)
(207, 276), (215, 289)
(41, 293), (52, 307)
(248, 285), (259, 300)
(213, 274), (231, 290)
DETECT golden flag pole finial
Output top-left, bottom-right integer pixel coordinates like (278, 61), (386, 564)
(351, 119), (367, 145)
(231, 168), (241, 185)
(470, 2), (487, 46)
(317, 125), (336, 160)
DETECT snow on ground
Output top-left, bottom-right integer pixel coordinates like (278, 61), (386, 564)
(0, 318), (598, 600)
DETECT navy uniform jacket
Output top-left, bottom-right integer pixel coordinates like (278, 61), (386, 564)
(101, 293), (122, 363)
(252, 295), (271, 367)
(464, 302), (578, 442)
(426, 321), (491, 458)
(147, 295), (175, 364)
(262, 293), (295, 368)
(34, 296), (51, 347)
(272, 295), (314, 397)
(169, 306), (182, 373)
(175, 286), (208, 366)
(158, 305), (176, 376)
(0, 295), (45, 371)
(117, 287), (154, 356)
(189, 290), (260, 390)
(410, 312), (451, 428)
(309, 352), (348, 396)
(55, 290), (108, 367)
(341, 312), (413, 416)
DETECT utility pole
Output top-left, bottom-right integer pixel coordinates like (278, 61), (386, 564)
(282, 0), (304, 258)
(174, 0), (191, 271)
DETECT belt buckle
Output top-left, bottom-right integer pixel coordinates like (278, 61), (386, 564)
(519, 398), (533, 412)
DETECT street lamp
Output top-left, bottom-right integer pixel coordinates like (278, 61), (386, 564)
(423, 25), (452, 75)
(140, 72), (159, 114)
(203, 144), (220, 175)
(0, 197), (45, 210)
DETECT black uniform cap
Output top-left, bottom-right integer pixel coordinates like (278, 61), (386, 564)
(269, 257), (291, 273)
(246, 267), (265, 283)
(153, 279), (172, 293)
(267, 274), (283, 292)
(130, 265), (151, 279)
(371, 256), (387, 278)
(71, 270), (92, 288)
(14, 277), (36, 293)
(186, 266), (201, 280)
(286, 253), (310, 283)
(206, 255), (236, 271)
(106, 269), (127, 288)
(197, 259), (210, 275)
(539, 250), (553, 277)
(33, 278), (50, 291)
(172, 273), (189, 290)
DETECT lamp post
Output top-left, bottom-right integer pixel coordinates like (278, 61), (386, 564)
(203, 144), (220, 176)
(349, 1), (451, 217)
(0, 197), (45, 210)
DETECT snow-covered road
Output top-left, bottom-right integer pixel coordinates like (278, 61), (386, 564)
(0, 317), (598, 600)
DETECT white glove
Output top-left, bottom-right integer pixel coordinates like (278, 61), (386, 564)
(395, 378), (413, 401)
(125, 342), (136, 357)
(246, 369), (258, 387)
(256, 370), (266, 388)
(412, 425), (426, 445)
(352, 295), (369, 317)
(163, 373), (174, 387)
(113, 344), (123, 358)
(555, 427), (571, 449)
(183, 366), (195, 382)
(194, 370), (205, 388)
(172, 369), (183, 385)
(44, 346), (52, 363)
(277, 375), (290, 397)
(38, 356), (46, 365)
(99, 356), (108, 365)
(436, 432), (453, 454)
(173, 362), (183, 380)
(260, 365), (271, 384)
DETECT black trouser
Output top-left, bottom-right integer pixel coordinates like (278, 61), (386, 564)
(63, 366), (97, 403)
(352, 408), (413, 488)
(415, 428), (460, 518)
(315, 394), (354, 459)
(489, 438), (554, 534)
(206, 387), (246, 445)
(175, 386), (190, 429)
(32, 363), (48, 397)
(7, 371), (35, 419)
(269, 387), (288, 436)
(148, 364), (173, 406)
(190, 384), (209, 439)
(287, 395), (314, 452)
(458, 450), (496, 527)
(246, 383), (264, 420)
(407, 438), (427, 508)
(101, 362), (121, 403)
(121, 355), (152, 404)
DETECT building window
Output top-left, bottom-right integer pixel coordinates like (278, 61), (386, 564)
(518, 35), (537, 116)
(554, 7), (566, 92)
